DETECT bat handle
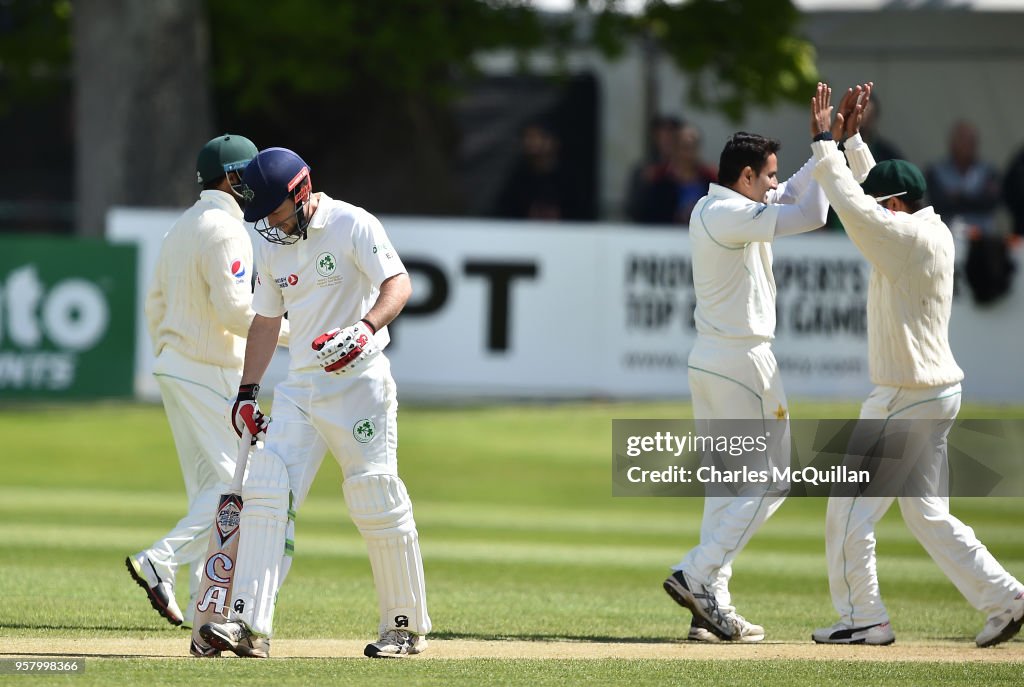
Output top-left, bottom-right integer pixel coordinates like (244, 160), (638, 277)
(231, 428), (252, 493)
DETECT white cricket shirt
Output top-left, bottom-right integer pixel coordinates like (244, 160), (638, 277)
(812, 140), (964, 388)
(146, 190), (260, 369)
(689, 184), (782, 341)
(252, 194), (407, 372)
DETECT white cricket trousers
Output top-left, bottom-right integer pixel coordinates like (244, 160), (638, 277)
(675, 336), (790, 613)
(148, 347), (241, 615)
(233, 354), (430, 638)
(826, 383), (1024, 626)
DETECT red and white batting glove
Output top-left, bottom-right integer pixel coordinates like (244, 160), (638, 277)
(311, 319), (381, 375)
(231, 383), (268, 445)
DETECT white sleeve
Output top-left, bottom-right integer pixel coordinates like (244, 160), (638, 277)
(768, 155), (815, 205)
(351, 210), (406, 287)
(772, 180), (828, 237)
(251, 240), (286, 318)
(144, 248), (166, 353)
(812, 142), (917, 280)
(201, 223), (256, 339)
(842, 133), (876, 183)
(698, 199), (779, 245)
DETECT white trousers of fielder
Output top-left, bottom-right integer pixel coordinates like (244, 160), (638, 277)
(675, 336), (790, 614)
(826, 382), (1024, 626)
(229, 355), (430, 638)
(147, 347), (242, 622)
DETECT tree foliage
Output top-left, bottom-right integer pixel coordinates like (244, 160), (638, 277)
(0, 0), (72, 113)
(3, 0), (817, 122)
(641, 0), (819, 122)
(207, 0), (817, 122)
(206, 0), (568, 114)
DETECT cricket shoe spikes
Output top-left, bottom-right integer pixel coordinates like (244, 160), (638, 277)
(199, 620), (270, 658)
(812, 620), (895, 645)
(976, 592), (1024, 648)
(364, 629), (428, 658)
(663, 570), (734, 640)
(125, 553), (183, 626)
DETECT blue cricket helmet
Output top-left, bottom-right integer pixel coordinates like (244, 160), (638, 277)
(241, 147), (312, 223)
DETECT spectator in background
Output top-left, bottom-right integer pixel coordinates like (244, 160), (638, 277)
(627, 119), (717, 226)
(669, 123), (718, 224)
(625, 115), (681, 222)
(926, 120), (1000, 236)
(1002, 143), (1024, 236)
(495, 121), (584, 221)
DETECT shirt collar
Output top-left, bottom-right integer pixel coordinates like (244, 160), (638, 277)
(199, 190), (244, 220)
(708, 182), (756, 203)
(305, 192), (333, 232)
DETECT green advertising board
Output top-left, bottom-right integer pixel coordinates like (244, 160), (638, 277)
(2, 238), (136, 399)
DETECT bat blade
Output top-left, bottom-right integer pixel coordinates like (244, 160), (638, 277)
(189, 429), (251, 657)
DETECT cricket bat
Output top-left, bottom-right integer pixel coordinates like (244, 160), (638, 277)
(189, 428), (251, 657)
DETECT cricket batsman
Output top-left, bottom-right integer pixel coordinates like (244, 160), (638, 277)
(200, 147), (430, 658)
(127, 134), (288, 629)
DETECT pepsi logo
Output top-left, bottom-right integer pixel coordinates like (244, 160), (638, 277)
(230, 260), (246, 279)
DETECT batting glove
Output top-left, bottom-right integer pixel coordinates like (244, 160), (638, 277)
(231, 383), (268, 444)
(311, 319), (380, 375)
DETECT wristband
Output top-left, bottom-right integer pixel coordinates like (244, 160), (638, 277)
(360, 318), (378, 334)
(238, 383), (260, 400)
(813, 131), (834, 142)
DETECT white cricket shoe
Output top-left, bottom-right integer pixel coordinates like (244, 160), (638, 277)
(812, 620), (895, 645)
(976, 592), (1024, 648)
(364, 629), (429, 658)
(125, 552), (183, 626)
(689, 613), (765, 642)
(664, 570), (733, 640)
(199, 619), (270, 658)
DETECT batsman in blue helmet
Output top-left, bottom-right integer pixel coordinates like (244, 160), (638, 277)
(200, 147), (431, 659)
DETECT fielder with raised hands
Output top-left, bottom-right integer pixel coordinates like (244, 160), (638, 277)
(809, 82), (1024, 647)
(200, 147), (430, 658)
(664, 85), (831, 644)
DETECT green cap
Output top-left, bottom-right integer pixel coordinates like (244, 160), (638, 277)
(861, 159), (927, 202)
(196, 134), (258, 184)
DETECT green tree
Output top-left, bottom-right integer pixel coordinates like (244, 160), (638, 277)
(2, 0), (818, 232)
(208, 0), (816, 123)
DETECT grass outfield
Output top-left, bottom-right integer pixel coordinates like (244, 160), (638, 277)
(2, 400), (1023, 686)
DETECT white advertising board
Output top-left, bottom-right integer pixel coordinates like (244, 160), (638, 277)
(108, 210), (1023, 402)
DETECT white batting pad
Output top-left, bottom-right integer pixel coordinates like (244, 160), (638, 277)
(343, 473), (431, 635)
(230, 450), (291, 636)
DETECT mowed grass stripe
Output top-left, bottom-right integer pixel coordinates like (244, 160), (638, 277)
(5, 486), (1022, 546)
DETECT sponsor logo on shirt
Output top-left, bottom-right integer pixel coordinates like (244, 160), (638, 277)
(372, 244), (395, 259)
(274, 273), (300, 289)
(230, 260), (246, 284)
